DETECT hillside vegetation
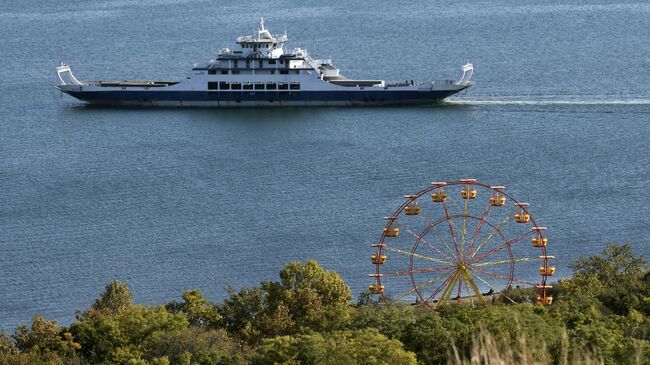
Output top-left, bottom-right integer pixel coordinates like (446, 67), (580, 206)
(1, 244), (649, 365)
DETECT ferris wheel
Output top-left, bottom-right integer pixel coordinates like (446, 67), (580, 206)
(369, 179), (554, 307)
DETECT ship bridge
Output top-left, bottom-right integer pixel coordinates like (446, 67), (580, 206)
(226, 17), (287, 59)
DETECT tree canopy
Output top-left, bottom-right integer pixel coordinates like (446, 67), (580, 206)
(1, 245), (649, 365)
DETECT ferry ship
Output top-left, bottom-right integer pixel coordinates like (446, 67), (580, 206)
(56, 18), (473, 107)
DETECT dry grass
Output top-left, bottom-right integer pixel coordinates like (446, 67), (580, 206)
(447, 329), (610, 365)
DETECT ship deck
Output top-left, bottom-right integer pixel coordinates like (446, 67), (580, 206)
(96, 81), (179, 88)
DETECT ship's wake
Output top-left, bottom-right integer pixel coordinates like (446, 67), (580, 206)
(445, 98), (650, 106)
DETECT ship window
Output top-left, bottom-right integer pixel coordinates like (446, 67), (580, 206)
(231, 70), (240, 74)
(231, 82), (241, 90)
(258, 60), (263, 68)
(255, 83), (264, 90)
(207, 82), (219, 90)
(290, 82), (300, 90)
(268, 60), (276, 65)
(294, 70), (300, 74)
(245, 60), (250, 68)
(208, 69), (217, 75)
(243, 82), (253, 90)
(266, 82), (276, 90)
(219, 82), (229, 90)
(280, 70), (288, 75)
(221, 70), (228, 75)
(270, 70), (275, 74)
(278, 82), (289, 90)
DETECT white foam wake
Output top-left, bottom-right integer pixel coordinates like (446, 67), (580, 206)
(446, 99), (650, 106)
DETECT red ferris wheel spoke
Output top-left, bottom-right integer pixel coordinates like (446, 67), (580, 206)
(469, 209), (514, 259)
(381, 245), (450, 265)
(472, 257), (533, 267)
(396, 222), (454, 262)
(381, 265), (451, 277)
(468, 267), (537, 286)
(467, 269), (516, 304)
(424, 240), (454, 263)
(436, 271), (459, 308)
(393, 269), (454, 302)
(426, 270), (457, 303)
(441, 201), (460, 257)
(470, 229), (534, 264)
(463, 198), (493, 258)
(419, 210), (457, 260)
(460, 196), (471, 256)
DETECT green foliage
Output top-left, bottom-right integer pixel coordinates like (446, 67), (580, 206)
(218, 285), (270, 342)
(145, 327), (247, 365)
(5, 252), (650, 365)
(279, 260), (352, 307)
(351, 304), (417, 340)
(401, 309), (454, 364)
(252, 329), (417, 365)
(69, 311), (124, 363)
(276, 260), (352, 332)
(165, 289), (221, 329)
(92, 280), (133, 316)
(218, 260), (352, 343)
(71, 305), (188, 364)
(570, 243), (649, 315)
(0, 331), (18, 356)
(13, 316), (79, 358)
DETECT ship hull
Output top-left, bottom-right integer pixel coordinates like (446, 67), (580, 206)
(59, 88), (468, 107)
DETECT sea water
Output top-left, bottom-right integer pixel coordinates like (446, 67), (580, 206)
(1, 0), (649, 329)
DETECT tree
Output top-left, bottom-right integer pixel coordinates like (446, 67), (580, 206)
(13, 316), (79, 357)
(92, 280), (133, 315)
(218, 286), (269, 338)
(166, 289), (221, 329)
(219, 260), (353, 342)
(252, 329), (417, 365)
(145, 327), (247, 365)
(0, 331), (18, 356)
(401, 310), (455, 364)
(570, 244), (650, 315)
(70, 311), (126, 363)
(275, 260), (352, 331)
(278, 260), (352, 308)
(71, 305), (188, 364)
(572, 243), (647, 280)
(351, 304), (416, 341)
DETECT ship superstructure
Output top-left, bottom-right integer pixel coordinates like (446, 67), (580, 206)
(56, 18), (473, 106)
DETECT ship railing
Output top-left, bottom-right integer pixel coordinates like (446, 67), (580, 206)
(386, 80), (420, 87)
(56, 63), (83, 86)
(303, 55), (332, 72)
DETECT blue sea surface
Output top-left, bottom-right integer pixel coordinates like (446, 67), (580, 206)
(1, 0), (649, 329)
